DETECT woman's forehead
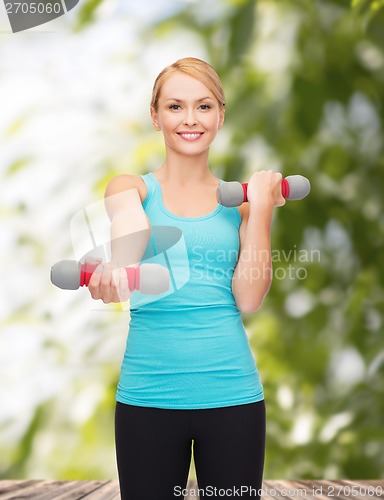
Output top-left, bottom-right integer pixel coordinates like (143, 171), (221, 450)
(160, 72), (214, 100)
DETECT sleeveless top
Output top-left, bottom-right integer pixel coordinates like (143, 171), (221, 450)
(116, 172), (264, 409)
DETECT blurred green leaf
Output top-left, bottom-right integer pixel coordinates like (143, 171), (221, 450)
(73, 0), (104, 32)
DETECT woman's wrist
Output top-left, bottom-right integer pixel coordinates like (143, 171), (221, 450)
(249, 197), (275, 214)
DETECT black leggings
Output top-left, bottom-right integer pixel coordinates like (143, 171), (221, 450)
(115, 400), (266, 500)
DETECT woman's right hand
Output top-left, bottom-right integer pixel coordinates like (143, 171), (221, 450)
(247, 170), (286, 209)
(86, 258), (133, 303)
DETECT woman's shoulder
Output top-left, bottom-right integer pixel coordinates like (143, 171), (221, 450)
(104, 174), (148, 204)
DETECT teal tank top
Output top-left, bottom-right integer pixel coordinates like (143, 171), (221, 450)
(116, 172), (264, 409)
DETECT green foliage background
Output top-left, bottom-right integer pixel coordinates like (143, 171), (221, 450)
(1, 0), (383, 482)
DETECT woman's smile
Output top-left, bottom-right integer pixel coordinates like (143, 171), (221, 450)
(177, 131), (204, 141)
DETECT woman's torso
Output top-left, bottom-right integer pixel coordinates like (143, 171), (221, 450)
(116, 171), (264, 409)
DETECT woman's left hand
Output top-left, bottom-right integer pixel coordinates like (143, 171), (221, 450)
(246, 170), (286, 209)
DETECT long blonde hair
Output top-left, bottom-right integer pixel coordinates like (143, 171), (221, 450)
(150, 57), (226, 112)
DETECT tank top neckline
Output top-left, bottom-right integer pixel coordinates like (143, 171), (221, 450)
(148, 172), (224, 222)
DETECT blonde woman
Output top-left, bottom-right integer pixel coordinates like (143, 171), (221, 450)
(89, 57), (285, 499)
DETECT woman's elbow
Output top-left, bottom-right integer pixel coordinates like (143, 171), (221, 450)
(233, 276), (272, 314)
(236, 284), (272, 313)
(238, 299), (263, 314)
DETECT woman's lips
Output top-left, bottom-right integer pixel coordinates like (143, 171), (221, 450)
(177, 132), (204, 141)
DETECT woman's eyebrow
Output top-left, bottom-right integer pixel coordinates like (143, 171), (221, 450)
(165, 97), (214, 102)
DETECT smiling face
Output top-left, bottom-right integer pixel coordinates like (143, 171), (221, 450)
(150, 72), (225, 158)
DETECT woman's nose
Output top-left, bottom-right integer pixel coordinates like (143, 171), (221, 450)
(183, 108), (197, 126)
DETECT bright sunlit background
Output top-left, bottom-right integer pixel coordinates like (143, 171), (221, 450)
(1, 0), (384, 481)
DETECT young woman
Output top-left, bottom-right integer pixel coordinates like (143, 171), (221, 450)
(88, 57), (285, 500)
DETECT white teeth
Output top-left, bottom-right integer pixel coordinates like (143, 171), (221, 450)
(179, 133), (201, 139)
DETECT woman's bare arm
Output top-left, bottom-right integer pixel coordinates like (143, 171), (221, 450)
(104, 175), (151, 268)
(232, 171), (285, 313)
(88, 175), (151, 303)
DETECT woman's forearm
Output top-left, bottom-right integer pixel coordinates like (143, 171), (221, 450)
(107, 188), (152, 268)
(232, 203), (274, 313)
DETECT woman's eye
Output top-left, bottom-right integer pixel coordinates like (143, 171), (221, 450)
(169, 104), (181, 110)
(200, 104), (211, 110)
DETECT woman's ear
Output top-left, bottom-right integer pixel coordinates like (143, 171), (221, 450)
(218, 106), (225, 129)
(150, 106), (161, 131)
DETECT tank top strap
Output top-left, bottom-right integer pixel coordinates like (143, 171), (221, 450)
(140, 172), (159, 209)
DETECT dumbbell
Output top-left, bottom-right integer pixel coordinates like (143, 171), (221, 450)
(217, 175), (311, 207)
(50, 260), (169, 295)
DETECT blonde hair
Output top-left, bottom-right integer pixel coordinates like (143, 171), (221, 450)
(150, 57), (226, 112)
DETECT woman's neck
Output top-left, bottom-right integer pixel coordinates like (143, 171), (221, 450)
(156, 150), (217, 187)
